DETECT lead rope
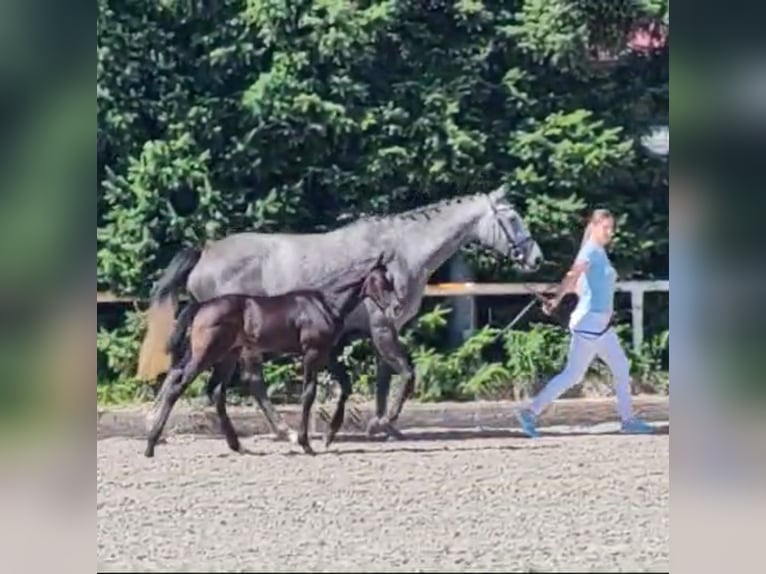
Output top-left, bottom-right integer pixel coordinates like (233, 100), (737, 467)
(492, 281), (570, 342)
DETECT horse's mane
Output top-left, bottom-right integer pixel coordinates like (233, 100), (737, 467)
(341, 192), (489, 229)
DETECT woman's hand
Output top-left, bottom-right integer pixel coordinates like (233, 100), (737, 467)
(543, 260), (586, 315)
(541, 296), (559, 316)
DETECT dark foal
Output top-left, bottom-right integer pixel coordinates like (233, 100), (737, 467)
(145, 255), (396, 457)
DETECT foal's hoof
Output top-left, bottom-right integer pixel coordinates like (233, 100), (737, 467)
(144, 445), (155, 458)
(226, 438), (242, 453)
(324, 431), (338, 449)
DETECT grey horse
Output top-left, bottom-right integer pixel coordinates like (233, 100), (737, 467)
(137, 184), (544, 440)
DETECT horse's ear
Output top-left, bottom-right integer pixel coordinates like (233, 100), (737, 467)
(489, 184), (508, 203)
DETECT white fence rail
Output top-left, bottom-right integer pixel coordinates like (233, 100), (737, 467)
(423, 280), (669, 350)
(97, 279), (668, 350)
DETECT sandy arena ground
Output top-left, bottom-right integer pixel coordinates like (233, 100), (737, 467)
(97, 427), (669, 572)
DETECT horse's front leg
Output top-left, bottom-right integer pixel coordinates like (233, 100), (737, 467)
(368, 320), (413, 440)
(240, 353), (297, 443)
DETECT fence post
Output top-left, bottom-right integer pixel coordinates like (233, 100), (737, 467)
(446, 254), (476, 346)
(630, 285), (645, 351)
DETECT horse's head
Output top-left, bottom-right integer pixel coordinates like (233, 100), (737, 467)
(474, 185), (544, 272)
(362, 253), (401, 317)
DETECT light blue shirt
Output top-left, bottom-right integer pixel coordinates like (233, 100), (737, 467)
(570, 239), (617, 327)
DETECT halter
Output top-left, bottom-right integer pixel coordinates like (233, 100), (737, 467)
(489, 199), (536, 264)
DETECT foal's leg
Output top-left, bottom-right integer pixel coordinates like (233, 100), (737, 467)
(324, 353), (354, 449)
(241, 354), (296, 443)
(368, 321), (413, 439)
(323, 333), (364, 435)
(204, 365), (222, 406)
(146, 349), (190, 436)
(212, 353), (241, 453)
(153, 347), (190, 401)
(204, 356), (239, 406)
(145, 355), (206, 458)
(298, 348), (322, 455)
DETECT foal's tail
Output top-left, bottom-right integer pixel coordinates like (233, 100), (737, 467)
(136, 246), (202, 380)
(166, 298), (200, 362)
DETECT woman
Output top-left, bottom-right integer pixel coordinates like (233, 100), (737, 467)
(516, 209), (655, 437)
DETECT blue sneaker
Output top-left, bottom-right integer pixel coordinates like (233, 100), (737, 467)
(515, 407), (540, 438)
(621, 417), (655, 435)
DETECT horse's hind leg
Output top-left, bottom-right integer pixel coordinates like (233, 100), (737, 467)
(241, 355), (296, 443)
(144, 356), (205, 458)
(212, 354), (240, 453)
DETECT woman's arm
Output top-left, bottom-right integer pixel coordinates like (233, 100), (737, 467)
(543, 260), (589, 315)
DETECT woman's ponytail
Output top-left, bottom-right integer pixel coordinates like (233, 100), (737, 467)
(579, 221), (594, 250)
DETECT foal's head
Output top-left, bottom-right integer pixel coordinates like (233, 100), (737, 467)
(360, 255), (399, 316)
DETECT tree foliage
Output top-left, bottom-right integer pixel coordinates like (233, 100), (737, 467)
(97, 0), (668, 387)
(98, 0), (668, 296)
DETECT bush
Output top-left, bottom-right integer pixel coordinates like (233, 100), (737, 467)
(96, 303), (668, 405)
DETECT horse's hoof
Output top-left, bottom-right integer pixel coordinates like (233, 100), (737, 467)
(272, 427), (295, 443)
(144, 446), (155, 458)
(297, 437), (315, 456)
(324, 432), (336, 449)
(384, 422), (405, 441)
(366, 417), (384, 437)
(367, 417), (402, 438)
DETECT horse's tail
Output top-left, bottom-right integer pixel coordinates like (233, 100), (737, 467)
(136, 246), (201, 380)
